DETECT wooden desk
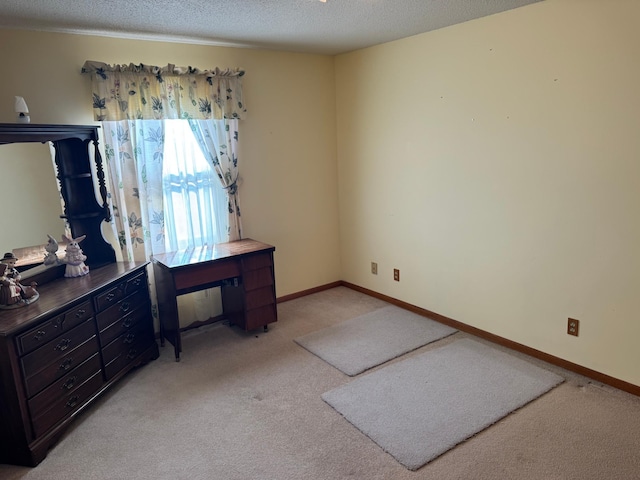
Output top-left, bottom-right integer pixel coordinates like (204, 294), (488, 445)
(151, 239), (277, 361)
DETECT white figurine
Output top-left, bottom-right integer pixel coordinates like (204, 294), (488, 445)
(43, 234), (60, 266)
(62, 234), (89, 277)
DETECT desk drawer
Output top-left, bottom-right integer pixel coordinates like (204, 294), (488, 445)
(28, 354), (102, 419)
(244, 304), (277, 331)
(31, 371), (103, 438)
(173, 258), (241, 292)
(245, 286), (276, 310)
(243, 267), (274, 291)
(242, 252), (273, 271)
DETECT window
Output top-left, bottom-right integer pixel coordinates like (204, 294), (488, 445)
(162, 120), (228, 251)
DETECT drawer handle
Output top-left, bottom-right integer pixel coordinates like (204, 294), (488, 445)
(75, 309), (86, 318)
(105, 292), (117, 302)
(119, 301), (131, 313)
(65, 395), (80, 409)
(126, 348), (138, 360)
(124, 333), (136, 344)
(62, 376), (77, 391)
(122, 317), (134, 328)
(55, 338), (72, 351)
(59, 357), (74, 371)
(33, 330), (47, 341)
(55, 318), (65, 329)
(131, 278), (142, 287)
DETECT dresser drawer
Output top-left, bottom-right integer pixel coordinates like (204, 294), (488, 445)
(125, 272), (147, 295)
(23, 336), (100, 398)
(16, 315), (64, 356)
(28, 354), (102, 420)
(16, 301), (94, 356)
(94, 282), (126, 312)
(30, 371), (103, 438)
(96, 289), (148, 332)
(62, 301), (94, 329)
(102, 325), (153, 380)
(98, 302), (150, 347)
(21, 320), (97, 380)
(241, 252), (273, 271)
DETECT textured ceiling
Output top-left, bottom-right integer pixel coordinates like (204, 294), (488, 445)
(0, 0), (543, 55)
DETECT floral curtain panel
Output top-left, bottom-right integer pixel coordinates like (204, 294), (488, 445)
(83, 60), (246, 327)
(81, 61), (246, 121)
(101, 120), (166, 262)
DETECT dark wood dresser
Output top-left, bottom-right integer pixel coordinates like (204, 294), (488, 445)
(0, 262), (159, 467)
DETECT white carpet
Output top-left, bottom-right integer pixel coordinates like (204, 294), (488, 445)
(322, 338), (565, 470)
(294, 305), (457, 376)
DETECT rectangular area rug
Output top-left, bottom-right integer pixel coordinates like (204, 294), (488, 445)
(294, 305), (457, 376)
(322, 338), (565, 470)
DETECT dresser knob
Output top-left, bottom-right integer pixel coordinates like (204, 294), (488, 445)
(62, 376), (77, 390)
(106, 292), (116, 302)
(75, 309), (86, 318)
(65, 395), (80, 409)
(124, 333), (136, 344)
(54, 338), (72, 351)
(33, 330), (47, 341)
(126, 348), (138, 360)
(119, 301), (131, 313)
(59, 357), (74, 371)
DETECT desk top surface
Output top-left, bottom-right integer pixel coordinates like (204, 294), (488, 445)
(151, 238), (275, 270)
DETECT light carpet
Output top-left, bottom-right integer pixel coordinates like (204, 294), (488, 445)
(294, 305), (457, 376)
(322, 338), (565, 471)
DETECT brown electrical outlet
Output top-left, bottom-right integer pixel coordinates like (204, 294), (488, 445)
(393, 269), (400, 281)
(567, 318), (579, 337)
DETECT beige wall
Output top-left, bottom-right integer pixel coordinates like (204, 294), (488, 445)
(336, 0), (640, 386)
(2, 0), (639, 388)
(0, 29), (342, 297)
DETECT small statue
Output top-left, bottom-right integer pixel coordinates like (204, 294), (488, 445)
(0, 253), (39, 308)
(43, 234), (60, 266)
(62, 234), (90, 277)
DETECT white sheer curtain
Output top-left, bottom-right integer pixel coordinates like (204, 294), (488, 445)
(102, 119), (231, 324)
(163, 120), (229, 250)
(189, 118), (242, 241)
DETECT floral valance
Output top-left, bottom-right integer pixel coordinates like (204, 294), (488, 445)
(81, 60), (246, 121)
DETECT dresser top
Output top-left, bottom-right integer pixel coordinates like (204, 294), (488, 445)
(0, 262), (148, 336)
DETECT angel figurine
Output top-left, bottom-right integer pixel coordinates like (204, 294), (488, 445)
(62, 234), (90, 277)
(43, 234), (60, 265)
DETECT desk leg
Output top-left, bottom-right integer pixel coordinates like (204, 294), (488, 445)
(153, 262), (182, 362)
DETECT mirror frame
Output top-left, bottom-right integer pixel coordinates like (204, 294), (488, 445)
(0, 123), (116, 282)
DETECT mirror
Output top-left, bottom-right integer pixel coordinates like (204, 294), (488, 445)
(0, 142), (67, 267)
